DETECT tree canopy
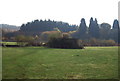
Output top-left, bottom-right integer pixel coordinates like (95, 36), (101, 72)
(20, 19), (78, 32)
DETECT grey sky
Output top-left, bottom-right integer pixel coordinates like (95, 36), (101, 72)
(0, 0), (119, 26)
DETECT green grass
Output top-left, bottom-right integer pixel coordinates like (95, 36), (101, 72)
(2, 46), (118, 79)
(1, 42), (17, 45)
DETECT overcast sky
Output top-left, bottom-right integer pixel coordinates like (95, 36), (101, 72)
(0, 0), (119, 26)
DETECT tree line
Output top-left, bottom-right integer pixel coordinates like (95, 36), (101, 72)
(2, 17), (120, 45)
(20, 19), (78, 32)
(72, 17), (119, 43)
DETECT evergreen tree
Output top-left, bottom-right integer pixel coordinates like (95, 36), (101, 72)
(88, 17), (100, 38)
(89, 17), (94, 36)
(113, 19), (119, 29)
(20, 19), (78, 33)
(78, 18), (87, 35)
(77, 18), (87, 39)
(110, 19), (120, 42)
(94, 18), (100, 38)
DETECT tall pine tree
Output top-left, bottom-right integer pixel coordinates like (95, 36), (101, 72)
(113, 19), (119, 29)
(78, 18), (87, 39)
(79, 18), (87, 34)
(88, 17), (100, 38)
(110, 19), (119, 42)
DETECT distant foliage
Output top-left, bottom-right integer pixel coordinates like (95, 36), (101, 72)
(2, 18), (120, 45)
(88, 18), (100, 38)
(71, 18), (119, 44)
(62, 32), (71, 38)
(20, 19), (78, 32)
(113, 19), (119, 29)
(77, 18), (88, 39)
(99, 23), (111, 39)
(15, 35), (39, 46)
(41, 31), (62, 42)
(81, 38), (116, 46)
(15, 35), (28, 46)
(47, 38), (84, 49)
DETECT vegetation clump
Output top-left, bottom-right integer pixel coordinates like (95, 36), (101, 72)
(47, 37), (84, 49)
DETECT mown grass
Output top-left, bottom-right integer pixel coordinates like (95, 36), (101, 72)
(1, 42), (17, 45)
(2, 46), (118, 79)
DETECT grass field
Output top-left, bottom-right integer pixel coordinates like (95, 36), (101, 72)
(2, 46), (118, 79)
(1, 42), (17, 45)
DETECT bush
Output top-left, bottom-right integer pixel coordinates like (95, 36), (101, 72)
(41, 31), (62, 42)
(15, 35), (36, 46)
(81, 38), (116, 46)
(47, 38), (84, 49)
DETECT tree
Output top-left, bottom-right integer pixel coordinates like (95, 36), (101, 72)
(100, 23), (111, 39)
(78, 18), (87, 39)
(15, 35), (26, 46)
(15, 35), (34, 46)
(88, 17), (100, 38)
(19, 19), (78, 33)
(100, 23), (111, 30)
(94, 18), (100, 38)
(113, 19), (119, 29)
(41, 31), (62, 42)
(89, 17), (94, 37)
(109, 19), (120, 43)
(62, 33), (71, 38)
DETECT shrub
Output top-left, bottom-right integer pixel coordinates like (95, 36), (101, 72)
(15, 35), (35, 46)
(81, 38), (116, 46)
(41, 31), (62, 42)
(47, 38), (84, 49)
(62, 33), (71, 38)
